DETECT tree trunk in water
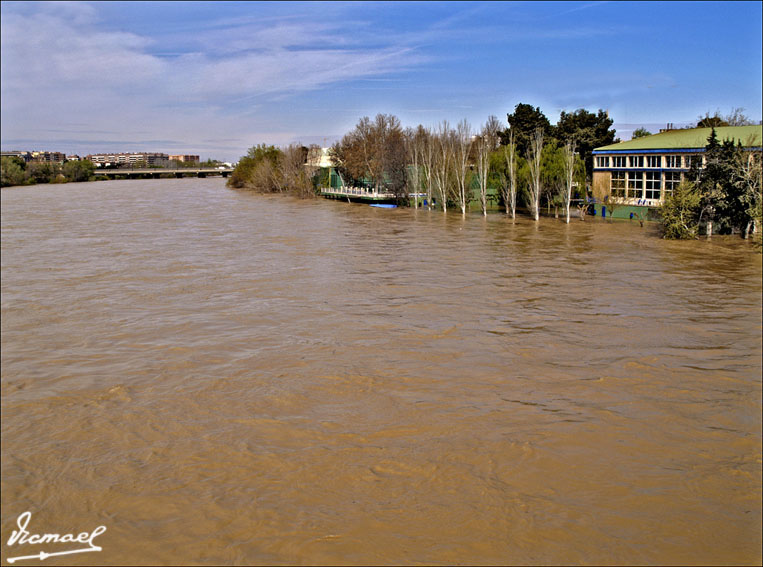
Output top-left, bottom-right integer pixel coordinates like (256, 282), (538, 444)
(707, 220), (713, 239)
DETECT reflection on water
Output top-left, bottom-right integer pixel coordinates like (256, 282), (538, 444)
(2, 178), (761, 565)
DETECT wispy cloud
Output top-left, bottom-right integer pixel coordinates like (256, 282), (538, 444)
(0, 2), (426, 159)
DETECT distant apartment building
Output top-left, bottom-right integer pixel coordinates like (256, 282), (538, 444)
(1, 150), (66, 163)
(30, 151), (67, 163)
(86, 152), (170, 167)
(1, 150), (31, 162)
(169, 154), (200, 163)
(591, 125), (762, 217)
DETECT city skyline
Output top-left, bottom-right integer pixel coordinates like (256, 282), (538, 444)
(1, 1), (761, 163)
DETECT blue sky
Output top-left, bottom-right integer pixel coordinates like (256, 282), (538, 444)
(1, 1), (761, 162)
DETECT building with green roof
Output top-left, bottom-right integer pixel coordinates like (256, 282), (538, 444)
(591, 125), (762, 219)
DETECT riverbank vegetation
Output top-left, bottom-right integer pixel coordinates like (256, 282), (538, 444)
(228, 103), (597, 216)
(1, 157), (230, 188)
(1, 156), (96, 187)
(227, 144), (321, 198)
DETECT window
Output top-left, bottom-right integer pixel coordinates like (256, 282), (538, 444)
(610, 171), (626, 197)
(645, 172), (661, 199)
(612, 156), (626, 168)
(685, 155), (704, 168)
(596, 156), (610, 168)
(665, 155), (682, 168)
(664, 172), (681, 196)
(629, 155), (644, 168)
(646, 155), (661, 168)
(627, 171), (643, 198)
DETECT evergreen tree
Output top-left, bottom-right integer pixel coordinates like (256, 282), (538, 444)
(499, 103), (552, 158)
(553, 108), (617, 179)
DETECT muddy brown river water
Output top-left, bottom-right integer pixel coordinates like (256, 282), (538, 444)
(1, 178), (761, 565)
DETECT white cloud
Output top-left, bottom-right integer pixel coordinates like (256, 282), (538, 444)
(0, 3), (424, 160)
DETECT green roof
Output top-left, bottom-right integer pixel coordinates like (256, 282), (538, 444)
(594, 125), (762, 152)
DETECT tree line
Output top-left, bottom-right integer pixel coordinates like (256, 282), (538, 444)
(229, 103), (613, 224)
(1, 156), (96, 187)
(0, 156), (229, 187)
(330, 105), (612, 224)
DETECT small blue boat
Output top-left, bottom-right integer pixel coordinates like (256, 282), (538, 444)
(370, 204), (397, 208)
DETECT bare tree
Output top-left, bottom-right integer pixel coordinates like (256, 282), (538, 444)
(726, 107), (755, 127)
(251, 157), (278, 192)
(433, 121), (454, 213)
(732, 148), (763, 238)
(562, 139), (577, 223)
(422, 126), (436, 209)
(405, 127), (420, 208)
(277, 145), (302, 192)
(527, 127), (544, 221)
(503, 130), (518, 220)
(332, 114), (407, 199)
(475, 115), (501, 216)
(405, 125), (429, 208)
(453, 119), (474, 215)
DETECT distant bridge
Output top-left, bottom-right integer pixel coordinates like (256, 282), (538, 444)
(93, 167), (233, 179)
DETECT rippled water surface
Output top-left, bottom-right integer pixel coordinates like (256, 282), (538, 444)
(2, 178), (761, 565)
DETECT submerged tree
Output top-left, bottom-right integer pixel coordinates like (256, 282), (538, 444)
(696, 129), (762, 237)
(502, 130), (519, 219)
(562, 139), (577, 223)
(453, 119), (474, 215)
(421, 126), (436, 209)
(526, 127), (544, 221)
(475, 115), (501, 216)
(331, 113), (407, 201)
(540, 140), (565, 217)
(732, 149), (763, 240)
(405, 126), (423, 208)
(433, 121), (454, 213)
(227, 143), (319, 197)
(662, 180), (702, 239)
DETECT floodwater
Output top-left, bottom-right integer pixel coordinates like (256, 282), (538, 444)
(1, 178), (761, 566)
